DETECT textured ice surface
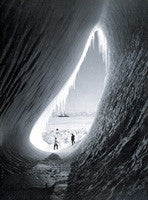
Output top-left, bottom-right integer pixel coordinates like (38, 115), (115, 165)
(0, 0), (148, 199)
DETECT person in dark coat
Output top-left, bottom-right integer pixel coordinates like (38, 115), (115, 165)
(71, 134), (75, 145)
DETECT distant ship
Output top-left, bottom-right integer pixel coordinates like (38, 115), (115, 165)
(58, 112), (69, 117)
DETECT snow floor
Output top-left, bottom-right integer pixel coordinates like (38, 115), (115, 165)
(42, 116), (94, 153)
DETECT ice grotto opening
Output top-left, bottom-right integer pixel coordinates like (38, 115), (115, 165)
(0, 0), (148, 200)
(30, 26), (106, 153)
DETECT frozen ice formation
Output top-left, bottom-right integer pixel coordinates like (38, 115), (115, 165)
(30, 25), (108, 151)
(0, 0), (148, 199)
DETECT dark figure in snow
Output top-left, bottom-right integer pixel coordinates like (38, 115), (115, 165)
(56, 128), (59, 135)
(71, 134), (75, 145)
(54, 137), (59, 150)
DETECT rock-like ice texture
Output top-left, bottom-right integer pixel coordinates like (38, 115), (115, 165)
(0, 0), (103, 165)
(0, 0), (148, 199)
(65, 1), (148, 199)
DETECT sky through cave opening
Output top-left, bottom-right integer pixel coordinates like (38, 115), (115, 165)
(30, 26), (108, 153)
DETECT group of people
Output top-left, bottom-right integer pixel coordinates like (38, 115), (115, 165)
(54, 129), (75, 150)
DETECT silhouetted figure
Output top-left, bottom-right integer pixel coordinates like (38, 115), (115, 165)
(54, 137), (59, 150)
(56, 128), (59, 135)
(71, 134), (75, 145)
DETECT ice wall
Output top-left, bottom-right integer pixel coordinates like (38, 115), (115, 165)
(0, 0), (104, 171)
(0, 0), (148, 199)
(65, 0), (148, 199)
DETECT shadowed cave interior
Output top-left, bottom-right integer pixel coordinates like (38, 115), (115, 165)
(0, 0), (148, 200)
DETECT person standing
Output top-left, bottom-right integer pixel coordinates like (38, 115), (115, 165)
(54, 137), (59, 150)
(71, 134), (75, 145)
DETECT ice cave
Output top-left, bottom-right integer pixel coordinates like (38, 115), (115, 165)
(0, 0), (148, 200)
(29, 25), (106, 154)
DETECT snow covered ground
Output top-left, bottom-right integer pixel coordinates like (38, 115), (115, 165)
(42, 116), (94, 152)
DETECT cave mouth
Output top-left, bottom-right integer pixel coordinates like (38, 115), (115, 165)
(29, 25), (108, 155)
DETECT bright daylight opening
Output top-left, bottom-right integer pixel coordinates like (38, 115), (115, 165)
(30, 25), (108, 153)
